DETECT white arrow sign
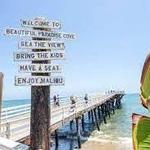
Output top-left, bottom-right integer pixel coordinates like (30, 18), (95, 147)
(14, 51), (65, 61)
(15, 76), (65, 86)
(21, 19), (61, 29)
(4, 28), (76, 40)
(18, 64), (62, 73)
(18, 40), (65, 50)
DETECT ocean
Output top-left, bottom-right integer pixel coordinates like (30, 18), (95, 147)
(54, 93), (149, 149)
(90, 93), (149, 139)
(2, 94), (148, 149)
(2, 99), (30, 108)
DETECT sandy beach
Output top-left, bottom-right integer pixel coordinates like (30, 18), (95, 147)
(80, 137), (133, 150)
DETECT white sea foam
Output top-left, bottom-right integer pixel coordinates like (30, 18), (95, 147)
(87, 136), (132, 144)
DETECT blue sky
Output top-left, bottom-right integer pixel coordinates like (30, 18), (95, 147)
(0, 0), (150, 99)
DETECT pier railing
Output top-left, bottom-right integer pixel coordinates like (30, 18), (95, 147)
(0, 92), (124, 141)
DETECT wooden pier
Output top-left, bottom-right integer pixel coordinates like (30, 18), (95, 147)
(0, 91), (124, 148)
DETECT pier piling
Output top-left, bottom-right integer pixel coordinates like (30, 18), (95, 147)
(91, 110), (94, 124)
(76, 117), (81, 149)
(81, 114), (85, 132)
(101, 104), (107, 124)
(88, 111), (91, 120)
(112, 99), (115, 114)
(93, 108), (100, 131)
(55, 129), (59, 148)
(107, 102), (111, 118)
(97, 106), (101, 120)
(70, 120), (74, 131)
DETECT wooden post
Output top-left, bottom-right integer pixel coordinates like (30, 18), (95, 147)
(93, 108), (100, 131)
(81, 114), (85, 132)
(107, 102), (111, 118)
(104, 103), (110, 118)
(118, 95), (122, 109)
(109, 101), (112, 113)
(116, 96), (118, 108)
(70, 120), (74, 131)
(104, 103), (107, 117)
(91, 110), (94, 124)
(55, 129), (59, 148)
(97, 106), (101, 120)
(30, 18), (50, 150)
(0, 73), (3, 135)
(111, 99), (115, 114)
(114, 97), (117, 109)
(116, 95), (121, 109)
(88, 111), (91, 121)
(101, 104), (107, 124)
(103, 103), (107, 117)
(76, 117), (81, 149)
(30, 86), (50, 149)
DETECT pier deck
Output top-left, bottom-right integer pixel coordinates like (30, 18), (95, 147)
(0, 92), (124, 145)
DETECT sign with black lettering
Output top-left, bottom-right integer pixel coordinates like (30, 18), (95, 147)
(14, 51), (65, 61)
(15, 76), (65, 86)
(4, 28), (76, 40)
(18, 64), (62, 73)
(18, 40), (65, 50)
(21, 19), (61, 29)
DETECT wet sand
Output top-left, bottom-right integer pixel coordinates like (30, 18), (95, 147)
(80, 138), (132, 150)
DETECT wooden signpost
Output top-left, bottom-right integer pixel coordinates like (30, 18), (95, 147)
(4, 17), (75, 150)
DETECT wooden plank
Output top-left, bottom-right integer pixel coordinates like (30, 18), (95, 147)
(20, 19), (61, 29)
(18, 40), (65, 50)
(15, 76), (65, 86)
(18, 64), (62, 73)
(4, 28), (76, 40)
(13, 51), (65, 61)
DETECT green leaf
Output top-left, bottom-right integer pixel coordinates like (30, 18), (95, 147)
(140, 54), (150, 109)
(132, 113), (150, 150)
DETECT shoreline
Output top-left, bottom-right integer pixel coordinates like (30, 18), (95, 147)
(79, 137), (132, 150)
